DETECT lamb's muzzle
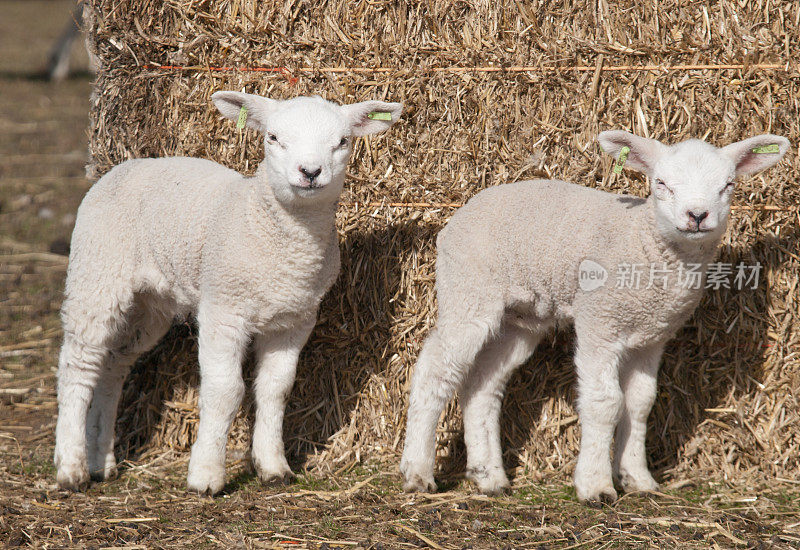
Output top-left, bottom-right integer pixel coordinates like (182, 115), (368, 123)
(299, 166), (323, 186)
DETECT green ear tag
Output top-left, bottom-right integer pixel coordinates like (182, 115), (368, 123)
(367, 111), (392, 121)
(236, 105), (248, 129)
(752, 144), (780, 154)
(613, 146), (630, 174)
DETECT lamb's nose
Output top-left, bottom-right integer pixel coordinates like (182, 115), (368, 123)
(300, 166), (322, 182)
(687, 210), (709, 225)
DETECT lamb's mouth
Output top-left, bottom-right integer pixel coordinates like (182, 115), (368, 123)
(291, 183), (324, 191)
(677, 227), (714, 234)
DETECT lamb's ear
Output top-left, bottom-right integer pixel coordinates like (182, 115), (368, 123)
(211, 91), (278, 133)
(721, 134), (790, 177)
(598, 130), (667, 176)
(341, 100), (403, 136)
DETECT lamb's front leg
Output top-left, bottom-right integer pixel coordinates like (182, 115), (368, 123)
(251, 318), (315, 484)
(573, 336), (624, 503)
(613, 344), (663, 494)
(187, 311), (248, 495)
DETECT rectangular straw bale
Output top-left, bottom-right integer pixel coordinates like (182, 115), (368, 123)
(86, 0), (800, 482)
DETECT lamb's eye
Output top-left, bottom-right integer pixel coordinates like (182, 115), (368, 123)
(268, 134), (278, 143)
(654, 179), (673, 196)
(338, 137), (348, 147)
(721, 180), (735, 194)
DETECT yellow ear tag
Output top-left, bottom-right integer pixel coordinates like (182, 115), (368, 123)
(367, 111), (392, 121)
(751, 144), (780, 154)
(613, 146), (630, 174)
(236, 105), (248, 129)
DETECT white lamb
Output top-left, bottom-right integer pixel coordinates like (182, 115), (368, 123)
(400, 131), (790, 502)
(54, 91), (402, 494)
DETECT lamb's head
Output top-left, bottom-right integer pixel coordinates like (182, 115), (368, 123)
(212, 91), (402, 204)
(599, 130), (790, 245)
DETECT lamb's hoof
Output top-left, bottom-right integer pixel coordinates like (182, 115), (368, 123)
(255, 463), (295, 486)
(253, 453), (295, 486)
(402, 473), (437, 493)
(89, 454), (118, 482)
(617, 470), (659, 494)
(467, 467), (510, 496)
(56, 461), (90, 491)
(89, 465), (118, 482)
(399, 458), (437, 493)
(187, 463), (226, 495)
(576, 482), (618, 506)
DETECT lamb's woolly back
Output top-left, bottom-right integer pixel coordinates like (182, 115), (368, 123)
(401, 130), (790, 503)
(436, 180), (654, 322)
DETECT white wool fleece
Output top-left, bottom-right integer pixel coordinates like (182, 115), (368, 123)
(400, 131), (790, 503)
(54, 93), (402, 495)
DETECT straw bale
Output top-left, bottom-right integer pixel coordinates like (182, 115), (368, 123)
(85, 0), (800, 483)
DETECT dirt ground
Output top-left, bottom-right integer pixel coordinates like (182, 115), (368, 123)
(1, 1), (799, 548)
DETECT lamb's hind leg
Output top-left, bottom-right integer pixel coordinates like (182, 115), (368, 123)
(55, 289), (133, 490)
(55, 331), (112, 490)
(400, 300), (504, 493)
(460, 324), (541, 495)
(613, 344), (663, 494)
(85, 360), (128, 482)
(85, 302), (173, 481)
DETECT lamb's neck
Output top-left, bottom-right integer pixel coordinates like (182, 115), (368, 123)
(247, 177), (338, 248)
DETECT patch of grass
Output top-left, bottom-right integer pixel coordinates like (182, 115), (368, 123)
(317, 513), (345, 536)
(671, 482), (723, 504)
(222, 471), (262, 495)
(230, 519), (259, 534)
(370, 473), (402, 496)
(513, 482), (577, 506)
(17, 456), (56, 477)
(294, 473), (339, 492)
